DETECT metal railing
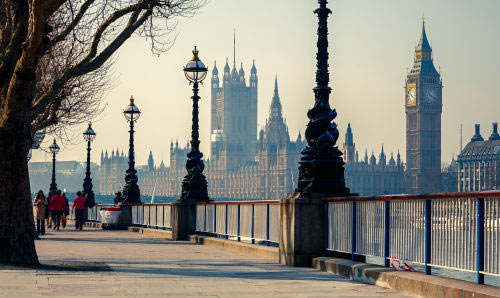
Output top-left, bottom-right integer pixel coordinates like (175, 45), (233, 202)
(324, 191), (500, 284)
(131, 204), (172, 229)
(81, 204), (173, 230)
(195, 200), (280, 246)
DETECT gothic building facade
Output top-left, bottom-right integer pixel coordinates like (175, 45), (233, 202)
(99, 149), (128, 195)
(405, 21), (443, 194)
(99, 60), (305, 200)
(342, 124), (405, 195)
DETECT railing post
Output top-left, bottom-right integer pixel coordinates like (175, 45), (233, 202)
(352, 201), (357, 261)
(251, 204), (255, 244)
(162, 204), (165, 229)
(225, 204), (228, 239)
(266, 203), (270, 246)
(324, 202), (329, 250)
(194, 203), (197, 232)
(155, 205), (158, 229)
(214, 203), (217, 237)
(203, 204), (207, 234)
(384, 200), (390, 267)
(237, 204), (241, 242)
(425, 199), (432, 275)
(477, 197), (485, 284)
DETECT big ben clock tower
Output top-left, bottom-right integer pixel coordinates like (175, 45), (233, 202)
(405, 20), (443, 194)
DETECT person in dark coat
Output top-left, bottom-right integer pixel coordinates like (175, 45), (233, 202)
(46, 192), (53, 228)
(114, 192), (123, 205)
(62, 192), (69, 228)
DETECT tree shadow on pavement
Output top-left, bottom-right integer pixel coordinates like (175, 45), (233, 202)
(0, 261), (111, 272)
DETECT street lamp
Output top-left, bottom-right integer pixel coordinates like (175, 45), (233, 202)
(83, 122), (96, 207)
(296, 0), (350, 195)
(122, 96), (141, 204)
(181, 46), (209, 201)
(48, 139), (60, 197)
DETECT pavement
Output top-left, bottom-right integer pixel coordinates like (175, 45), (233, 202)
(0, 228), (410, 297)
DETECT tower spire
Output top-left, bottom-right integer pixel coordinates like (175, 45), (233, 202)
(274, 74), (279, 97)
(270, 75), (282, 119)
(233, 28), (236, 67)
(417, 17), (431, 51)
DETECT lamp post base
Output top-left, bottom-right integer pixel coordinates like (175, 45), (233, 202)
(297, 147), (351, 195)
(180, 172), (209, 202)
(122, 184), (141, 205)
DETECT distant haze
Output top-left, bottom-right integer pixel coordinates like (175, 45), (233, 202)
(31, 0), (500, 168)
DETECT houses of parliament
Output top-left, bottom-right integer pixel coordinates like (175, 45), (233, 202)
(99, 22), (468, 199)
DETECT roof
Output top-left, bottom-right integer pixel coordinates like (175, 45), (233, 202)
(457, 139), (500, 161)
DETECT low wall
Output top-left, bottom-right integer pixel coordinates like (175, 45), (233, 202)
(313, 257), (500, 298)
(189, 235), (279, 260)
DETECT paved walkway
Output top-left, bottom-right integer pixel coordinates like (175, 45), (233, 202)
(0, 228), (409, 297)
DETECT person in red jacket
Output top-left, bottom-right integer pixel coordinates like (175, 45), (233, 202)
(72, 191), (87, 230)
(49, 190), (65, 230)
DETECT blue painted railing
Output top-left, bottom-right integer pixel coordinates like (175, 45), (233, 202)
(131, 204), (172, 230)
(194, 200), (280, 246)
(323, 191), (500, 285)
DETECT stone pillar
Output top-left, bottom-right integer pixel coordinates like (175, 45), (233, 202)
(280, 192), (352, 267)
(118, 205), (132, 227)
(171, 201), (196, 241)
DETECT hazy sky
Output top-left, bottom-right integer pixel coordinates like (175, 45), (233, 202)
(31, 0), (500, 167)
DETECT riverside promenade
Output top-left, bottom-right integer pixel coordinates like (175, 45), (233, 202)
(0, 228), (408, 297)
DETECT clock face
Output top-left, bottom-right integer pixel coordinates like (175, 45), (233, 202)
(407, 88), (416, 105)
(424, 88), (438, 103)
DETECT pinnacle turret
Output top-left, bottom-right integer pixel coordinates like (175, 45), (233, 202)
(270, 76), (282, 119)
(224, 58), (230, 75)
(251, 59), (257, 74)
(239, 62), (245, 77)
(344, 123), (354, 146)
(212, 60), (218, 75)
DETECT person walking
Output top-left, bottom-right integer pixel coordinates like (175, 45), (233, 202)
(62, 192), (69, 228)
(72, 191), (87, 230)
(113, 192), (123, 205)
(46, 192), (53, 229)
(49, 190), (65, 230)
(33, 190), (47, 235)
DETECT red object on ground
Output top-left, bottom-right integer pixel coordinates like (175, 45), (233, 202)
(105, 207), (121, 211)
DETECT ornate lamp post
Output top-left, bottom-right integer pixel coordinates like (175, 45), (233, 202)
(48, 139), (60, 197)
(82, 122), (96, 207)
(296, 0), (350, 195)
(181, 46), (209, 201)
(122, 96), (141, 204)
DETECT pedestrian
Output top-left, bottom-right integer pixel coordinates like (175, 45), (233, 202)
(62, 192), (69, 228)
(46, 192), (53, 229)
(72, 191), (87, 230)
(113, 191), (123, 205)
(33, 190), (47, 235)
(48, 190), (65, 230)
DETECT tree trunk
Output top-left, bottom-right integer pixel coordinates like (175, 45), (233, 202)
(0, 129), (39, 264)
